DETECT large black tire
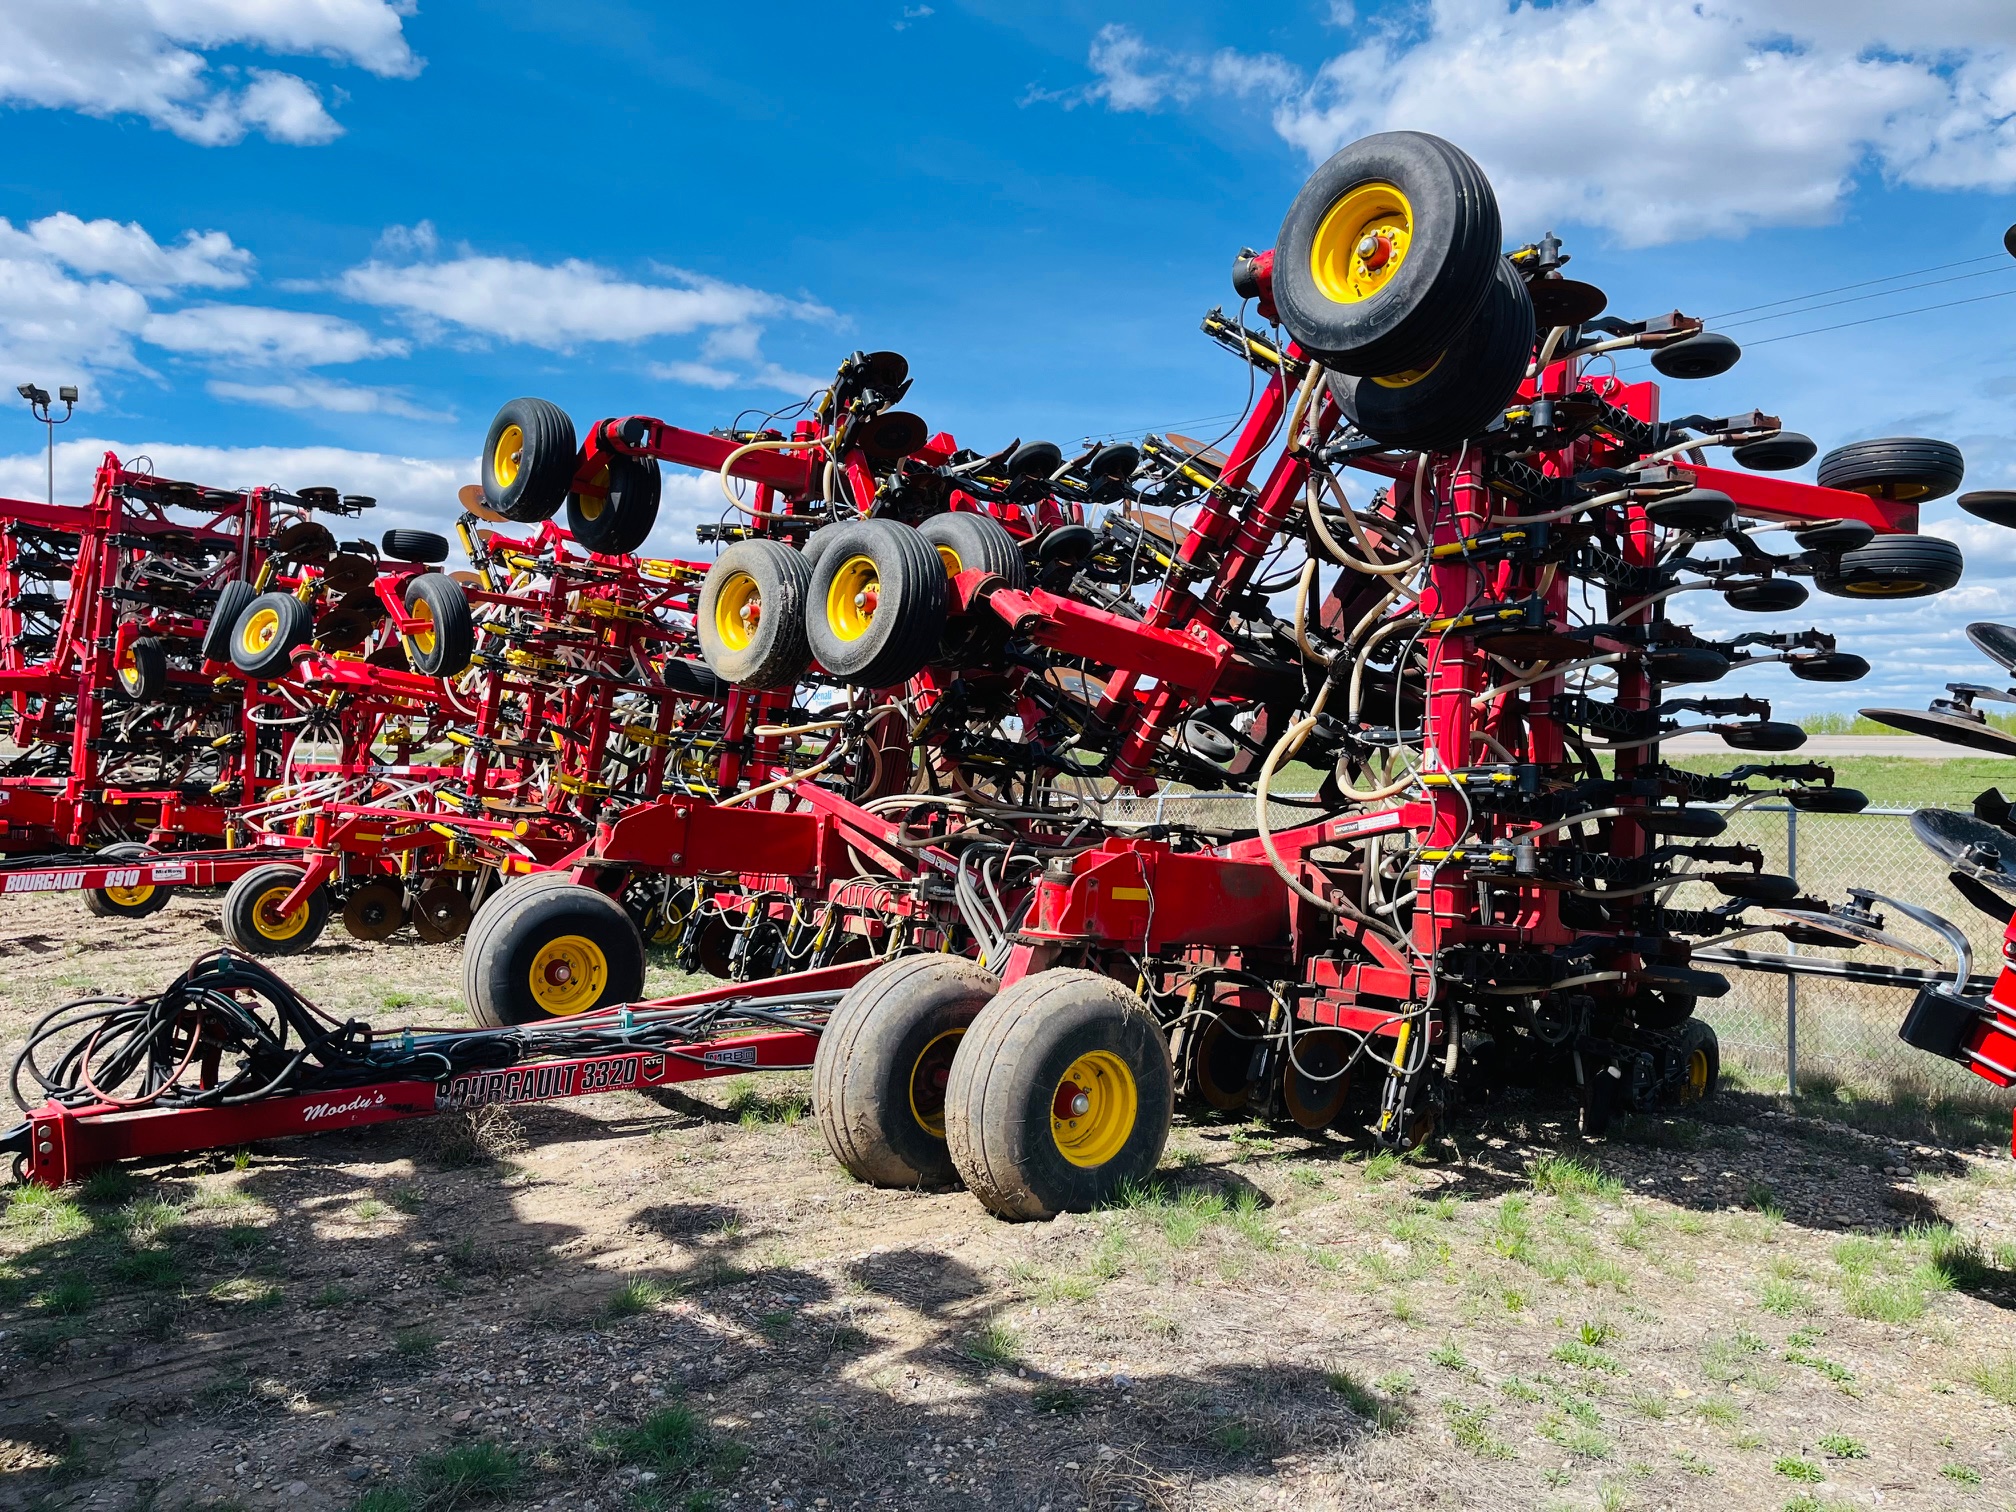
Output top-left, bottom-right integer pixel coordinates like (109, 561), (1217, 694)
(463, 878), (645, 1026)
(804, 519), (946, 688)
(944, 969), (1174, 1220)
(1328, 256), (1534, 451)
(917, 511), (1026, 589)
(1813, 535), (1963, 600)
(696, 540), (813, 690)
(222, 864), (330, 956)
(1817, 437), (1965, 503)
(482, 398), (578, 523)
(114, 635), (168, 701)
(800, 523), (846, 578)
(201, 580), (256, 664)
(229, 592), (313, 679)
(1272, 131), (1501, 377)
(381, 529), (449, 564)
(83, 842), (170, 920)
(814, 955), (1001, 1187)
(402, 573), (475, 676)
(661, 656), (727, 700)
(568, 454), (662, 556)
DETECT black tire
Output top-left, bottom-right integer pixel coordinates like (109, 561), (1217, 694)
(1959, 491), (2016, 529)
(814, 955), (1000, 1187)
(800, 523), (846, 578)
(229, 591), (313, 679)
(568, 454), (662, 556)
(1722, 579), (1809, 613)
(1817, 437), (1965, 503)
(662, 656), (727, 700)
(1327, 256), (1533, 451)
(482, 398), (578, 523)
(114, 635), (167, 701)
(1633, 988), (1696, 1033)
(463, 879), (645, 1026)
(83, 842), (170, 919)
(381, 529), (449, 564)
(402, 573), (475, 676)
(696, 539), (813, 690)
(1730, 432), (1816, 471)
(804, 519), (946, 688)
(1272, 131), (1501, 377)
(944, 969), (1174, 1220)
(1813, 535), (1963, 600)
(1676, 1018), (1719, 1104)
(1649, 332), (1741, 380)
(222, 864), (330, 956)
(917, 511), (1026, 588)
(202, 580), (255, 663)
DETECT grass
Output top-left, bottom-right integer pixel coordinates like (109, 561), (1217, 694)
(1817, 1433), (1866, 1459)
(413, 1441), (520, 1508)
(1774, 1456), (1824, 1483)
(605, 1275), (677, 1319)
(962, 1320), (1020, 1368)
(1429, 1341), (1468, 1370)
(1942, 1463), (1984, 1486)
(1970, 1354), (2016, 1405)
(5, 1185), (88, 1241)
(1528, 1155), (1622, 1201)
(395, 1327), (438, 1360)
(722, 1076), (810, 1127)
(1665, 750), (2016, 809)
(1443, 1399), (1515, 1459)
(35, 1277), (93, 1316)
(207, 1278), (281, 1307)
(1033, 1385), (1084, 1415)
(1552, 1339), (1623, 1374)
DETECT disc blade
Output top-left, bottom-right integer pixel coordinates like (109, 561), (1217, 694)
(1968, 622), (2016, 676)
(1860, 705), (2016, 755)
(1912, 808), (2016, 895)
(1761, 908), (1938, 962)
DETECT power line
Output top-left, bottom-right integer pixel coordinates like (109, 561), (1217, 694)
(1705, 250), (2009, 321)
(1716, 262), (2016, 331)
(1741, 284), (2016, 347)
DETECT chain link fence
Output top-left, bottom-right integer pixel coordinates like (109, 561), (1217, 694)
(1100, 790), (2016, 1114)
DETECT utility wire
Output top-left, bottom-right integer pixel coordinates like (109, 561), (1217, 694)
(1741, 284), (2016, 347)
(1705, 249), (2009, 321)
(1715, 262), (2016, 331)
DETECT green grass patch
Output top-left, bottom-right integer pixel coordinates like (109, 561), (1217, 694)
(722, 1076), (810, 1127)
(1970, 1354), (2016, 1405)
(413, 1440), (520, 1508)
(604, 1275), (677, 1319)
(1552, 1339), (1623, 1374)
(1529, 1155), (1621, 1201)
(1817, 1433), (1865, 1459)
(35, 1277), (93, 1316)
(1443, 1399), (1515, 1459)
(962, 1320), (1020, 1368)
(6, 1185), (88, 1241)
(1774, 1456), (1823, 1483)
(1942, 1462), (1983, 1486)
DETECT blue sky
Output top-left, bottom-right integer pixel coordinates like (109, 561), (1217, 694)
(1, 0), (2014, 712)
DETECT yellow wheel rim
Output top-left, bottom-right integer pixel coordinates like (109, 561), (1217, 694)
(933, 544), (963, 577)
(1844, 578), (1924, 596)
(116, 648), (142, 694)
(713, 571), (761, 652)
(1686, 1047), (1710, 1100)
(407, 596), (437, 656)
(1370, 351), (1446, 390)
(251, 884), (310, 941)
(493, 424), (525, 489)
(908, 1029), (964, 1139)
(528, 933), (607, 1015)
(1050, 1050), (1138, 1168)
(240, 607), (280, 656)
(1309, 180), (1414, 305)
(826, 554), (882, 641)
(103, 883), (154, 908)
(578, 464), (607, 521)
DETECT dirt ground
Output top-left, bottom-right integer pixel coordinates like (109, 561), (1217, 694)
(0, 892), (2014, 1512)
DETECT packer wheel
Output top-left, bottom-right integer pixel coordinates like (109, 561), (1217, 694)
(463, 876), (644, 1026)
(222, 864), (330, 956)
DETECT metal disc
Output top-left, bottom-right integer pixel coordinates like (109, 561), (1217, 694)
(321, 552), (376, 594)
(410, 882), (473, 943)
(1911, 808), (2016, 895)
(272, 520), (337, 564)
(1281, 1028), (1352, 1130)
(1860, 705), (2016, 756)
(1967, 622), (2016, 676)
(1528, 277), (1608, 328)
(1761, 908), (1938, 962)
(1191, 1010), (1263, 1112)
(341, 880), (406, 942)
(458, 482), (508, 523)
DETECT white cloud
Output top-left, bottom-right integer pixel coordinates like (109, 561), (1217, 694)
(1070, 4), (2016, 246)
(142, 304), (406, 365)
(8, 214), (252, 291)
(0, 436), (465, 538)
(648, 361), (741, 390)
(336, 249), (829, 349)
(0, 0), (419, 146)
(207, 376), (450, 421)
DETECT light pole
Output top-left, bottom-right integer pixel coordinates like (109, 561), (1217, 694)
(17, 383), (77, 505)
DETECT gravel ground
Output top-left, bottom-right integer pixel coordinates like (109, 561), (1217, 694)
(0, 892), (2013, 1512)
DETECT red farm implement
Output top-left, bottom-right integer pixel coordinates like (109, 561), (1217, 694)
(5, 130), (1989, 1206)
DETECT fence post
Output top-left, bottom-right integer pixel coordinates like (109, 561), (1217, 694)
(1785, 804), (1799, 1099)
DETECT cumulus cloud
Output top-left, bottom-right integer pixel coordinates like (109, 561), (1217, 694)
(1067, 3), (2016, 245)
(5, 214), (252, 292)
(142, 304), (407, 365)
(336, 245), (830, 349)
(207, 376), (450, 422)
(0, 0), (420, 146)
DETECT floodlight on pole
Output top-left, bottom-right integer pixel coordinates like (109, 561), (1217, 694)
(17, 382), (75, 506)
